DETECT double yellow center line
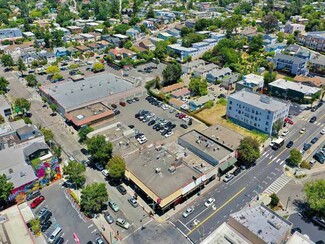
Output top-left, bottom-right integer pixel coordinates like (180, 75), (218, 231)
(187, 187), (246, 235)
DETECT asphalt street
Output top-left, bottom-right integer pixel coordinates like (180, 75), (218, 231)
(171, 105), (325, 243)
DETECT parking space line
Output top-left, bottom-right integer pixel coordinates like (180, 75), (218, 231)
(178, 220), (191, 231)
(185, 208), (208, 225)
(276, 159), (280, 163)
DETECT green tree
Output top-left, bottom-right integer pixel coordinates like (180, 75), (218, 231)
(286, 34), (295, 45)
(269, 193), (280, 208)
(189, 77), (208, 96)
(113, 24), (131, 35)
(15, 98), (31, 114)
(0, 174), (14, 203)
(124, 41), (133, 49)
(237, 137), (261, 165)
(80, 183), (108, 215)
(0, 54), (14, 69)
(249, 35), (263, 53)
(132, 0), (139, 16)
(262, 13), (278, 33)
(0, 77), (9, 94)
(49, 104), (57, 115)
(78, 126), (94, 143)
(53, 145), (62, 158)
(28, 218), (41, 235)
(272, 119), (283, 136)
(92, 62), (105, 72)
(277, 32), (284, 42)
(17, 58), (27, 76)
(52, 73), (63, 81)
(182, 33), (204, 48)
(263, 71), (276, 89)
(162, 63), (182, 86)
(86, 135), (113, 163)
(146, 7), (155, 18)
(40, 128), (54, 144)
(154, 41), (169, 60)
(46, 65), (60, 75)
(288, 149), (302, 166)
(180, 27), (194, 37)
(63, 161), (86, 188)
(303, 179), (325, 217)
(25, 74), (37, 87)
(106, 155), (126, 180)
(0, 114), (4, 124)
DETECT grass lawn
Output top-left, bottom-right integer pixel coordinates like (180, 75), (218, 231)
(195, 103), (268, 143)
(31, 157), (42, 169)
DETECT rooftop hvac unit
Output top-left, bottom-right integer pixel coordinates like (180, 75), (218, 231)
(20, 171), (26, 177)
(168, 166), (176, 173)
(155, 168), (161, 173)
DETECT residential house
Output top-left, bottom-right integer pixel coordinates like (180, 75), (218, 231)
(0, 28), (23, 42)
(139, 40), (155, 51)
(149, 37), (164, 45)
(185, 19), (196, 28)
(16, 124), (42, 141)
(265, 43), (286, 53)
(157, 32), (173, 40)
(38, 51), (56, 64)
(189, 10), (211, 19)
(53, 47), (67, 58)
(80, 33), (95, 42)
(227, 89), (290, 135)
(239, 27), (257, 40)
(126, 28), (140, 39)
(284, 23), (305, 34)
(108, 18), (119, 25)
(113, 34), (129, 42)
(169, 97), (185, 109)
(67, 26), (83, 34)
(168, 44), (198, 61)
(96, 40), (110, 50)
(109, 47), (137, 60)
(210, 32), (226, 42)
(87, 43), (101, 52)
(262, 34), (277, 46)
(20, 53), (38, 66)
(142, 20), (155, 30)
(55, 27), (70, 36)
(154, 10), (176, 23)
(101, 35), (122, 48)
(294, 75), (325, 88)
(75, 45), (90, 53)
(206, 67), (232, 84)
(3, 42), (35, 61)
(297, 31), (325, 52)
(167, 29), (181, 38)
(22, 32), (35, 39)
(290, 15), (309, 24)
(171, 88), (191, 99)
(272, 53), (308, 75)
(182, 60), (205, 75)
(89, 32), (101, 41)
(269, 79), (321, 104)
(23, 142), (49, 161)
(193, 63), (219, 78)
(189, 94), (215, 111)
(236, 74), (264, 92)
(308, 55), (325, 75)
(221, 73), (240, 90)
(161, 82), (185, 94)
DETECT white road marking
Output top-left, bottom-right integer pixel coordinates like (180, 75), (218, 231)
(262, 152), (266, 156)
(88, 224), (93, 228)
(280, 161), (284, 165)
(265, 153), (269, 157)
(91, 229), (97, 233)
(276, 159), (280, 163)
(185, 207), (208, 225)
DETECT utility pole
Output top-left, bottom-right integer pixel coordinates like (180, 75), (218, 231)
(285, 196), (291, 212)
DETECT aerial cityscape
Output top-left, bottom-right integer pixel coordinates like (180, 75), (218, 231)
(0, 0), (325, 243)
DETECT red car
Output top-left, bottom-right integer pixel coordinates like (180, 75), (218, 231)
(119, 101), (126, 107)
(179, 114), (186, 119)
(284, 117), (294, 125)
(30, 196), (45, 209)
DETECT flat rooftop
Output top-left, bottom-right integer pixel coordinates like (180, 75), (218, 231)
(229, 89), (290, 112)
(202, 124), (244, 149)
(124, 144), (201, 199)
(270, 79), (321, 95)
(87, 122), (135, 142)
(40, 73), (134, 111)
(230, 204), (292, 244)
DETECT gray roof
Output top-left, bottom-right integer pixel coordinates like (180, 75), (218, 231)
(0, 164), (37, 189)
(0, 28), (23, 40)
(53, 47), (66, 53)
(309, 55), (325, 66)
(229, 89), (290, 112)
(16, 124), (41, 138)
(207, 67), (232, 78)
(269, 79), (321, 95)
(41, 73), (134, 111)
(190, 94), (214, 106)
(23, 142), (49, 157)
(274, 53), (306, 64)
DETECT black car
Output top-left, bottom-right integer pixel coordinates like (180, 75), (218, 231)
(135, 133), (144, 139)
(155, 125), (162, 131)
(41, 220), (52, 232)
(303, 143), (312, 151)
(309, 116), (317, 123)
(113, 109), (120, 115)
(291, 227), (302, 234)
(26, 191), (41, 201)
(311, 137), (319, 144)
(126, 99), (133, 104)
(40, 211), (52, 225)
(54, 237), (64, 244)
(218, 94), (226, 98)
(286, 141), (294, 148)
(180, 124), (188, 129)
(111, 104), (117, 109)
(233, 168), (241, 176)
(148, 120), (156, 126)
(169, 124), (176, 129)
(128, 125), (135, 129)
(134, 97), (139, 101)
(117, 185), (127, 195)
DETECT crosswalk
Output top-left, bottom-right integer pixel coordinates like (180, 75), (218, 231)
(300, 117), (323, 126)
(264, 174), (291, 195)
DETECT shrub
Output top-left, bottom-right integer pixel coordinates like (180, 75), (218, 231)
(204, 100), (214, 109)
(70, 191), (79, 204)
(300, 161), (311, 170)
(270, 193), (280, 207)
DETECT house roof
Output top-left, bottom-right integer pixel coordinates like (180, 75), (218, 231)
(190, 94), (214, 106)
(169, 98), (185, 107)
(75, 45), (90, 51)
(110, 47), (136, 56)
(274, 53), (307, 64)
(23, 142), (49, 157)
(161, 82), (185, 93)
(269, 79), (321, 95)
(293, 75), (325, 87)
(171, 88), (190, 97)
(53, 47), (66, 53)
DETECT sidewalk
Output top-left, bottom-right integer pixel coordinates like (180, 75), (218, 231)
(92, 214), (120, 244)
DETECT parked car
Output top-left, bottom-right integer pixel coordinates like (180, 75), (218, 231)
(111, 104), (117, 109)
(30, 196), (45, 209)
(108, 200), (120, 212)
(41, 220), (52, 232)
(180, 124), (188, 129)
(128, 197), (138, 208)
(116, 185), (127, 195)
(95, 163), (104, 171)
(102, 169), (109, 177)
(113, 109), (120, 115)
(286, 141), (294, 148)
(309, 116), (317, 123)
(205, 198), (215, 207)
(223, 173), (234, 182)
(284, 117), (294, 125)
(40, 210), (52, 225)
(300, 128), (306, 134)
(104, 212), (114, 224)
(281, 130), (289, 137)
(303, 143), (312, 151)
(27, 191), (41, 201)
(182, 206), (194, 218)
(37, 207), (48, 218)
(54, 237), (64, 244)
(95, 237), (105, 244)
(311, 137), (319, 144)
(116, 218), (131, 229)
(233, 168), (241, 176)
(119, 102), (126, 107)
(321, 129), (325, 135)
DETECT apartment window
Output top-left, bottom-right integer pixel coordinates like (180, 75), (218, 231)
(266, 121), (269, 125)
(229, 101), (232, 105)
(265, 127), (268, 131)
(229, 106), (232, 110)
(267, 115), (270, 119)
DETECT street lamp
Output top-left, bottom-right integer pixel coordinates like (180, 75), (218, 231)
(285, 196), (291, 212)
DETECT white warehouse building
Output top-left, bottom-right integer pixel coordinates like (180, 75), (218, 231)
(226, 89), (290, 135)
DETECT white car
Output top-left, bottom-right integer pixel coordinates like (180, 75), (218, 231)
(300, 128), (306, 134)
(270, 141), (276, 147)
(321, 129), (325, 135)
(205, 198), (215, 207)
(102, 169), (109, 177)
(223, 173), (234, 182)
(182, 206), (195, 218)
(165, 131), (174, 138)
(281, 130), (289, 137)
(95, 163), (104, 171)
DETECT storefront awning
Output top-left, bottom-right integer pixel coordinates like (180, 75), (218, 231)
(219, 157), (237, 172)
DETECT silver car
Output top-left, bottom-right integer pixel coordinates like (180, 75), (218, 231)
(104, 212), (114, 224)
(182, 206), (194, 218)
(128, 197), (138, 208)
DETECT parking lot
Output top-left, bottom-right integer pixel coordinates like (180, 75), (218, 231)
(111, 95), (202, 145)
(29, 183), (99, 243)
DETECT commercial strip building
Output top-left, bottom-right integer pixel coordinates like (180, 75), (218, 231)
(269, 79), (321, 104)
(40, 73), (145, 128)
(227, 89), (290, 135)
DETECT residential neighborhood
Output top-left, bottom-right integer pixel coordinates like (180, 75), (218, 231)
(0, 0), (325, 244)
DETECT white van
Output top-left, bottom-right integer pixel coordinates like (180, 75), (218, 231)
(48, 227), (62, 243)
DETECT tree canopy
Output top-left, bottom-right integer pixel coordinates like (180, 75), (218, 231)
(17, 58), (27, 75)
(46, 65), (60, 75)
(40, 128), (54, 144)
(189, 77), (208, 96)
(78, 126), (94, 143)
(86, 135), (113, 163)
(0, 77), (9, 94)
(92, 62), (105, 72)
(106, 155), (126, 180)
(288, 149), (302, 166)
(0, 174), (14, 203)
(63, 161), (86, 188)
(263, 71), (277, 89)
(0, 54), (14, 68)
(15, 98), (31, 114)
(80, 183), (108, 215)
(237, 137), (261, 164)
(304, 179), (325, 217)
(162, 63), (182, 86)
(262, 13), (278, 33)
(154, 41), (169, 60)
(25, 74), (37, 87)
